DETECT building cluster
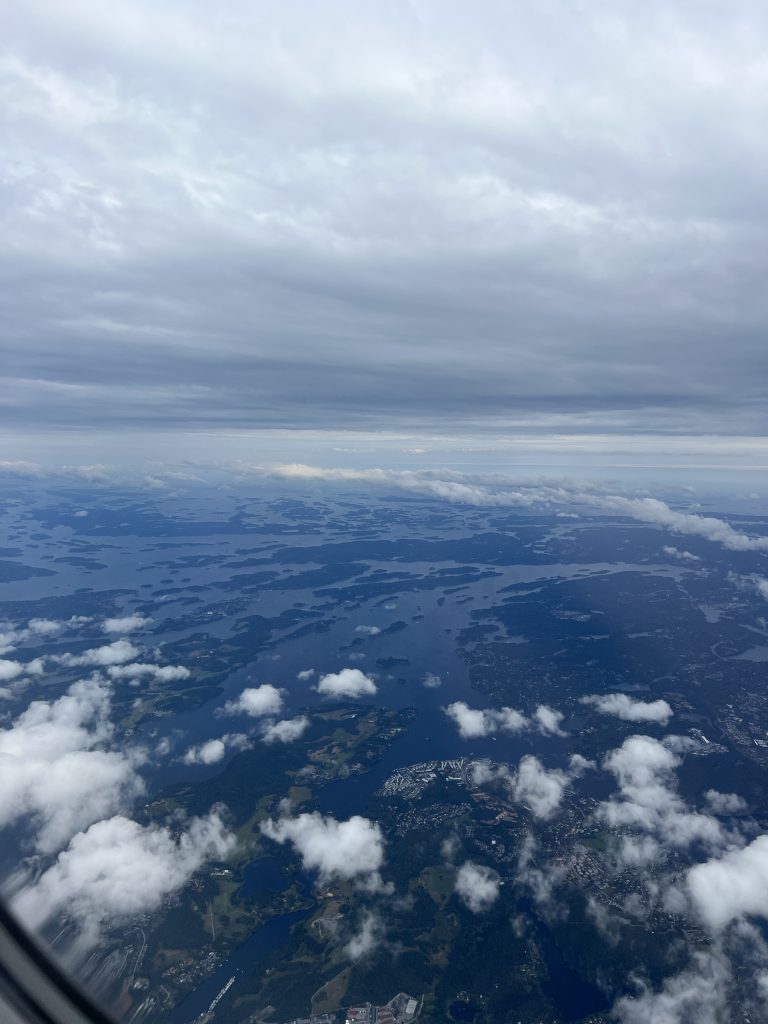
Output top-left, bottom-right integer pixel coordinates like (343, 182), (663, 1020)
(277, 993), (420, 1024)
(345, 993), (420, 1024)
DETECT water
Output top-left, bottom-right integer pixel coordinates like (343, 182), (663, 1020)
(168, 908), (311, 1024)
(519, 898), (610, 1021)
(240, 856), (288, 900)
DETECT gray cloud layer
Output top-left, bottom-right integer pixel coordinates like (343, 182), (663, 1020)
(3, 1), (768, 437)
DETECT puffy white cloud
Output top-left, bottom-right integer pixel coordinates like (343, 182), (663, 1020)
(261, 810), (386, 889)
(687, 835), (768, 931)
(599, 494), (768, 554)
(345, 912), (383, 960)
(534, 704), (566, 736)
(705, 790), (748, 815)
(101, 614), (152, 634)
(455, 861), (500, 913)
(513, 755), (569, 820)
(422, 672), (442, 689)
(598, 735), (725, 860)
(614, 950), (731, 1024)
(261, 716), (310, 744)
(28, 619), (64, 636)
(619, 836), (661, 867)
(54, 640), (140, 668)
(0, 678), (144, 853)
(586, 897), (624, 946)
(12, 810), (235, 945)
(445, 702), (489, 739)
(663, 546), (701, 562)
(470, 760), (513, 787)
(581, 693), (673, 725)
(183, 739), (226, 765)
(354, 625), (381, 636)
(297, 668), (315, 681)
(445, 702), (490, 739)
(0, 621), (67, 662)
(569, 753), (594, 776)
(0, 616), (92, 656)
(515, 832), (567, 912)
(472, 754), (583, 820)
(155, 736), (172, 757)
(0, 635), (17, 657)
(316, 668), (377, 699)
(0, 660), (24, 683)
(108, 662), (190, 683)
(444, 701), (528, 739)
(221, 684), (284, 717)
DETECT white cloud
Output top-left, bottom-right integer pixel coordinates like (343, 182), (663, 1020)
(0, 621), (64, 662)
(0, 678), (144, 854)
(472, 754), (583, 820)
(581, 693), (673, 725)
(586, 897), (624, 946)
(28, 619), (63, 636)
(345, 912), (383, 960)
(470, 760), (513, 787)
(687, 835), (768, 931)
(155, 736), (172, 757)
(183, 739), (226, 765)
(513, 755), (569, 820)
(261, 810), (386, 890)
(534, 704), (566, 736)
(12, 810), (235, 946)
(663, 545), (701, 562)
(705, 790), (747, 815)
(0, 616), (94, 656)
(614, 950), (731, 1024)
(455, 861), (500, 913)
(0, 635), (17, 657)
(297, 668), (315, 681)
(444, 701), (528, 739)
(515, 832), (567, 912)
(101, 614), (152, 634)
(354, 625), (381, 636)
(598, 735), (725, 861)
(54, 640), (140, 668)
(0, 660), (24, 683)
(422, 672), (442, 689)
(266, 467), (768, 555)
(569, 753), (594, 776)
(261, 716), (310, 744)
(220, 684), (284, 717)
(316, 668), (377, 699)
(107, 662), (190, 683)
(619, 836), (661, 867)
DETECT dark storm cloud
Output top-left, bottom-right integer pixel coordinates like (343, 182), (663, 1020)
(2, 0), (768, 436)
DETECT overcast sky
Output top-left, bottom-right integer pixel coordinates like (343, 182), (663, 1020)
(3, 0), (768, 458)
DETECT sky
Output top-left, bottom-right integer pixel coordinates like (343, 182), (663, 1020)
(3, 0), (768, 471)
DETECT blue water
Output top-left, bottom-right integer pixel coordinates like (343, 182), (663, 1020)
(240, 856), (288, 899)
(519, 898), (610, 1021)
(168, 908), (311, 1024)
